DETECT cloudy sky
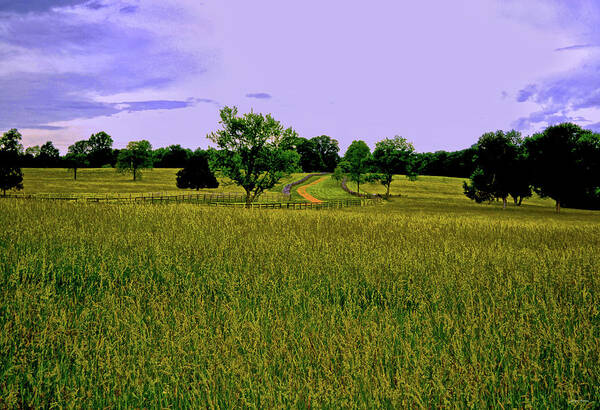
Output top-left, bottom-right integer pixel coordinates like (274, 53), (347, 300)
(1, 0), (598, 153)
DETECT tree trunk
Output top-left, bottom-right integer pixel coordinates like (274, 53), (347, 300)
(357, 180), (360, 196)
(245, 190), (252, 208)
(133, 168), (137, 181)
(386, 183), (390, 199)
(74, 168), (77, 181)
(2, 188), (5, 197)
(502, 197), (507, 209)
(513, 196), (518, 205)
(518, 197), (523, 206)
(556, 199), (561, 213)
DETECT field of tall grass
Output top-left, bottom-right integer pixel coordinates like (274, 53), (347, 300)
(1, 170), (599, 407)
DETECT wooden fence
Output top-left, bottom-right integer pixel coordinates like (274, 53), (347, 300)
(1, 191), (381, 209)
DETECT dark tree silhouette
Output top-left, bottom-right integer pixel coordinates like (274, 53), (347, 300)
(176, 151), (219, 190)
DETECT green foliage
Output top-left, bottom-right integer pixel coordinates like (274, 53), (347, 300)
(371, 136), (417, 198)
(116, 140), (154, 181)
(208, 106), (300, 204)
(87, 131), (114, 167)
(0, 129), (24, 195)
(336, 140), (372, 194)
(464, 130), (531, 208)
(38, 141), (61, 167)
(65, 140), (91, 180)
(176, 151), (219, 190)
(0, 128), (24, 154)
(293, 135), (340, 172)
(524, 123), (600, 212)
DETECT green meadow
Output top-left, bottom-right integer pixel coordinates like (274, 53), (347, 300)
(1, 170), (599, 407)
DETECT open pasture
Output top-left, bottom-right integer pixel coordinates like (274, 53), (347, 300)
(0, 171), (599, 407)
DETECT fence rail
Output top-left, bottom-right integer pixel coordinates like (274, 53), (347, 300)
(1, 191), (381, 209)
(1, 191), (286, 203)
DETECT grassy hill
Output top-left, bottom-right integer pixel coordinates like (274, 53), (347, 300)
(0, 169), (598, 407)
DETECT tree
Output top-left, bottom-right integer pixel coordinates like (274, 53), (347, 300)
(208, 106), (300, 205)
(87, 131), (114, 167)
(415, 147), (476, 178)
(336, 140), (371, 194)
(0, 128), (24, 154)
(311, 135), (340, 172)
(176, 150), (219, 190)
(116, 140), (153, 181)
(524, 123), (600, 212)
(0, 129), (24, 196)
(38, 141), (60, 167)
(371, 136), (417, 198)
(154, 144), (191, 168)
(65, 140), (90, 180)
(463, 130), (523, 209)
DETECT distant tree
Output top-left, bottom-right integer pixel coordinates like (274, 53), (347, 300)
(524, 123), (600, 212)
(87, 131), (114, 167)
(507, 147), (532, 206)
(311, 135), (340, 172)
(294, 137), (321, 172)
(38, 141), (60, 167)
(23, 145), (40, 167)
(208, 106), (300, 205)
(288, 135), (341, 172)
(25, 145), (40, 157)
(65, 140), (90, 180)
(0, 129), (24, 195)
(371, 136), (417, 198)
(463, 130), (523, 209)
(415, 147), (476, 178)
(335, 140), (371, 194)
(116, 140), (154, 181)
(155, 144), (191, 168)
(176, 150), (219, 190)
(0, 129), (24, 154)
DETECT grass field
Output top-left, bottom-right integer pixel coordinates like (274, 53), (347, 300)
(1, 170), (599, 407)
(18, 168), (309, 196)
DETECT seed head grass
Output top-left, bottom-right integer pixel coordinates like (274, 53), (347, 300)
(0, 171), (598, 407)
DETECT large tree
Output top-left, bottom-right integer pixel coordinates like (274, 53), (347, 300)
(87, 131), (114, 167)
(309, 135), (340, 172)
(116, 140), (154, 181)
(176, 150), (219, 190)
(0, 129), (24, 196)
(463, 130), (524, 209)
(38, 141), (60, 167)
(524, 123), (600, 212)
(208, 106), (300, 205)
(154, 144), (191, 168)
(65, 140), (90, 180)
(335, 140), (371, 194)
(371, 136), (417, 198)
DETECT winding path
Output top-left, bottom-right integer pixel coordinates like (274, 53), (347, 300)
(296, 176), (328, 203)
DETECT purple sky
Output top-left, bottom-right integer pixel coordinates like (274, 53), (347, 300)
(1, 0), (599, 153)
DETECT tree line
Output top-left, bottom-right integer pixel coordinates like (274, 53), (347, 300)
(1, 107), (600, 211)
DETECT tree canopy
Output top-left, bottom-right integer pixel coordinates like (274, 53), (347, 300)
(0, 128), (24, 195)
(116, 140), (154, 181)
(463, 130), (529, 208)
(87, 131), (114, 167)
(524, 123), (600, 212)
(371, 136), (417, 198)
(176, 150), (219, 190)
(335, 140), (371, 194)
(208, 106), (300, 205)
